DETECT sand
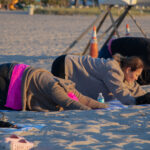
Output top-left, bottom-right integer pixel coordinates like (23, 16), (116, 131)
(0, 10), (150, 150)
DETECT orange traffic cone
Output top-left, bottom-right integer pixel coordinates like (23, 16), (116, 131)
(125, 24), (130, 36)
(90, 26), (98, 58)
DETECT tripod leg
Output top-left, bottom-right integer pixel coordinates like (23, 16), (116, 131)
(102, 6), (132, 49)
(128, 12), (147, 38)
(109, 11), (120, 37)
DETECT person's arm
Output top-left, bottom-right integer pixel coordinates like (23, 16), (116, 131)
(102, 64), (145, 105)
(72, 88), (108, 109)
(50, 82), (91, 110)
(130, 81), (146, 97)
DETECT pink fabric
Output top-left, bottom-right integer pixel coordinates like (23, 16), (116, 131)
(108, 39), (114, 55)
(5, 64), (29, 110)
(67, 92), (79, 102)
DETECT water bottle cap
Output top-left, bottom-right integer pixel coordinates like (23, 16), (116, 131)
(99, 93), (102, 96)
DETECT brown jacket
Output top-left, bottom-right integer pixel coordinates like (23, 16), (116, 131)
(21, 67), (108, 112)
(65, 55), (146, 105)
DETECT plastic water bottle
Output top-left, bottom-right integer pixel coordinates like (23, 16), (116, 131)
(97, 93), (105, 103)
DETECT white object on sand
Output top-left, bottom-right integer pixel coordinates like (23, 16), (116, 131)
(1, 134), (34, 150)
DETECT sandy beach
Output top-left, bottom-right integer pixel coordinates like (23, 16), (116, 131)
(0, 10), (150, 149)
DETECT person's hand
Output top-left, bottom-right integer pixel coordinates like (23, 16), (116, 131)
(98, 102), (109, 109)
(56, 105), (64, 111)
(136, 92), (150, 105)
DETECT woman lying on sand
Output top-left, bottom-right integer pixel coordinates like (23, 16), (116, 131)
(51, 53), (150, 105)
(0, 63), (108, 111)
(98, 37), (150, 85)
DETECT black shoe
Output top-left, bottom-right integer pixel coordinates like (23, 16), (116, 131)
(0, 112), (20, 128)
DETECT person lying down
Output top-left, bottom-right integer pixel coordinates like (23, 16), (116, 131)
(51, 53), (150, 106)
(0, 63), (108, 112)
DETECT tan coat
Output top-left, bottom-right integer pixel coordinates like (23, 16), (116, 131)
(65, 55), (146, 105)
(21, 67), (108, 112)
